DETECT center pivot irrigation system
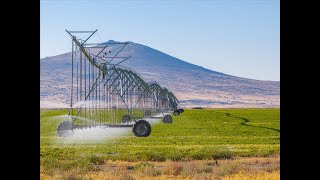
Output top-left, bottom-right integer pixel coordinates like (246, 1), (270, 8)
(57, 30), (184, 137)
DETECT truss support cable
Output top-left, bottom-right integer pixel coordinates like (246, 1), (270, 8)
(70, 40), (74, 116)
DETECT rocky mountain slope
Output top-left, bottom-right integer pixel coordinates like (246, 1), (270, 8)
(40, 41), (279, 108)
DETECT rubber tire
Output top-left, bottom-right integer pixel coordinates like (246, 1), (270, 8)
(145, 110), (152, 117)
(162, 115), (173, 123)
(173, 110), (180, 116)
(57, 120), (73, 137)
(122, 115), (131, 123)
(132, 120), (151, 137)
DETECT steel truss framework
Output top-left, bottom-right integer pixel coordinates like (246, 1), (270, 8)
(57, 30), (181, 137)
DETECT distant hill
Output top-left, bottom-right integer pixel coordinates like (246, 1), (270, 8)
(40, 40), (279, 108)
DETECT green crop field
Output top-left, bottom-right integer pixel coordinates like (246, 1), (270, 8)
(40, 108), (280, 178)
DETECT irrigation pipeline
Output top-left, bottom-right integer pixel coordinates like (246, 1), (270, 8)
(57, 30), (183, 137)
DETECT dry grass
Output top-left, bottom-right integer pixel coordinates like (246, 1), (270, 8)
(40, 156), (279, 180)
(222, 170), (280, 180)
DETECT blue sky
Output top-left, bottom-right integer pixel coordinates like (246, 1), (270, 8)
(41, 0), (279, 81)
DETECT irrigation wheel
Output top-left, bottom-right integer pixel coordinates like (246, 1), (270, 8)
(132, 120), (151, 137)
(162, 114), (173, 123)
(122, 115), (131, 123)
(57, 120), (74, 137)
(173, 110), (180, 116)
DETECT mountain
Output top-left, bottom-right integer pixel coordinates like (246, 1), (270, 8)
(40, 41), (279, 108)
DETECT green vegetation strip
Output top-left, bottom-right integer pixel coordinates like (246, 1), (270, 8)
(40, 108), (279, 170)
